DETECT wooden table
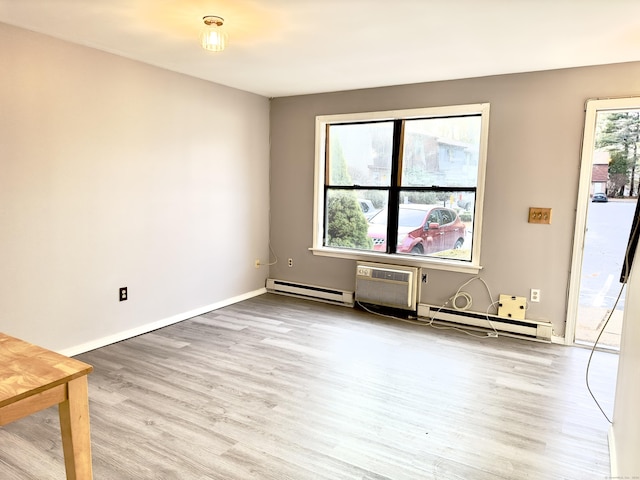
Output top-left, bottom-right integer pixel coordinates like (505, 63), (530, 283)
(0, 333), (93, 479)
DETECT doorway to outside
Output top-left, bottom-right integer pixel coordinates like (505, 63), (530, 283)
(567, 98), (640, 350)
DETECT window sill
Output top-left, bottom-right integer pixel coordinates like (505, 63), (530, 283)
(309, 247), (482, 274)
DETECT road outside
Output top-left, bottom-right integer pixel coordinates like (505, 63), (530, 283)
(575, 198), (637, 349)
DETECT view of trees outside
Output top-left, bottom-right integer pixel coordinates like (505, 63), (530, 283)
(328, 122), (393, 188)
(324, 117), (481, 261)
(596, 111), (640, 197)
(324, 140), (373, 249)
(324, 123), (391, 250)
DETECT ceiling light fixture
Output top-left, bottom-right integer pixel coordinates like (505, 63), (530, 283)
(200, 16), (227, 52)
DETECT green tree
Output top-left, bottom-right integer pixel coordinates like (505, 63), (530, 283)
(325, 191), (373, 249)
(609, 150), (629, 197)
(325, 139), (372, 249)
(596, 111), (640, 197)
(330, 141), (351, 185)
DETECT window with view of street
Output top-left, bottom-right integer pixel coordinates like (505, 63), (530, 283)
(314, 104), (490, 268)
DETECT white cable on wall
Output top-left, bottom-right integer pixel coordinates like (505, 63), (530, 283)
(451, 291), (473, 311)
(428, 276), (500, 338)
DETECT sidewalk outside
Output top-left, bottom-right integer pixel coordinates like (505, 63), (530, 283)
(575, 305), (623, 349)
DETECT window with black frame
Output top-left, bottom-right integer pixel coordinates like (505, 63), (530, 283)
(317, 104), (489, 266)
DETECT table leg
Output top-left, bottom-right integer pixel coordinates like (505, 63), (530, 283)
(59, 376), (93, 480)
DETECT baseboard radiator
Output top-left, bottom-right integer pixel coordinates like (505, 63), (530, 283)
(266, 279), (354, 307)
(355, 262), (420, 311)
(417, 303), (553, 342)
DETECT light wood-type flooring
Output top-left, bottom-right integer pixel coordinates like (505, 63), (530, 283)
(0, 293), (618, 479)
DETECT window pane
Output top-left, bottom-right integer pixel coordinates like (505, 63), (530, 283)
(394, 191), (474, 261)
(401, 115), (481, 187)
(324, 189), (388, 250)
(328, 122), (393, 186)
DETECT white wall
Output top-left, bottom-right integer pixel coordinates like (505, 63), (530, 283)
(0, 23), (270, 353)
(611, 241), (640, 476)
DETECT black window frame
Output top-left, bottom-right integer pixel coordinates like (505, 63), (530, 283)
(313, 104), (490, 272)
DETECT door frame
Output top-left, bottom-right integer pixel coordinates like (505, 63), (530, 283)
(565, 97), (640, 345)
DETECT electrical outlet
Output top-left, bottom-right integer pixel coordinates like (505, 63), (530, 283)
(530, 288), (541, 303)
(119, 287), (128, 302)
(255, 259), (260, 269)
(288, 258), (293, 267)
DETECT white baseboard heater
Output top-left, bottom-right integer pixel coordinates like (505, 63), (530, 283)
(355, 262), (420, 311)
(266, 279), (354, 307)
(417, 303), (553, 342)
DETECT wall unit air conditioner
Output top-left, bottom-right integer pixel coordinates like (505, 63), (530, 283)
(355, 262), (420, 311)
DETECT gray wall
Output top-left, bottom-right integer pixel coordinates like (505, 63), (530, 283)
(270, 62), (640, 337)
(0, 23), (271, 353)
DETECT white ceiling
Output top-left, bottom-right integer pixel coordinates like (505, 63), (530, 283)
(2, 0), (640, 98)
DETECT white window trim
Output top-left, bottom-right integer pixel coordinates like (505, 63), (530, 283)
(312, 103), (490, 273)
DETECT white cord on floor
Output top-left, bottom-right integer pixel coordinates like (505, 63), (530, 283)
(357, 275), (500, 339)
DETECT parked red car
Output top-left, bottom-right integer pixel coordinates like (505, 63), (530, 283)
(367, 204), (466, 254)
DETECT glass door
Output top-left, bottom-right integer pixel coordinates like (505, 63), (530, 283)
(567, 99), (640, 349)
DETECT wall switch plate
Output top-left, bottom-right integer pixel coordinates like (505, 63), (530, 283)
(528, 207), (552, 224)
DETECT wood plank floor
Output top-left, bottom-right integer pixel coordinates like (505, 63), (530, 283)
(0, 293), (618, 479)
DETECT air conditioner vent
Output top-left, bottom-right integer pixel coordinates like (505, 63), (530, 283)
(355, 262), (420, 311)
(371, 269), (410, 282)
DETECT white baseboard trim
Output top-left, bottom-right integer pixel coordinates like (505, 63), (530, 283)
(59, 287), (267, 357)
(608, 425), (618, 479)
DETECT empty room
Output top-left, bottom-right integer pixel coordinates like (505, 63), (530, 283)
(1, 2), (639, 479)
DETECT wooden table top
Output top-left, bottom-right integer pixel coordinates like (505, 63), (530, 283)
(0, 333), (93, 408)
